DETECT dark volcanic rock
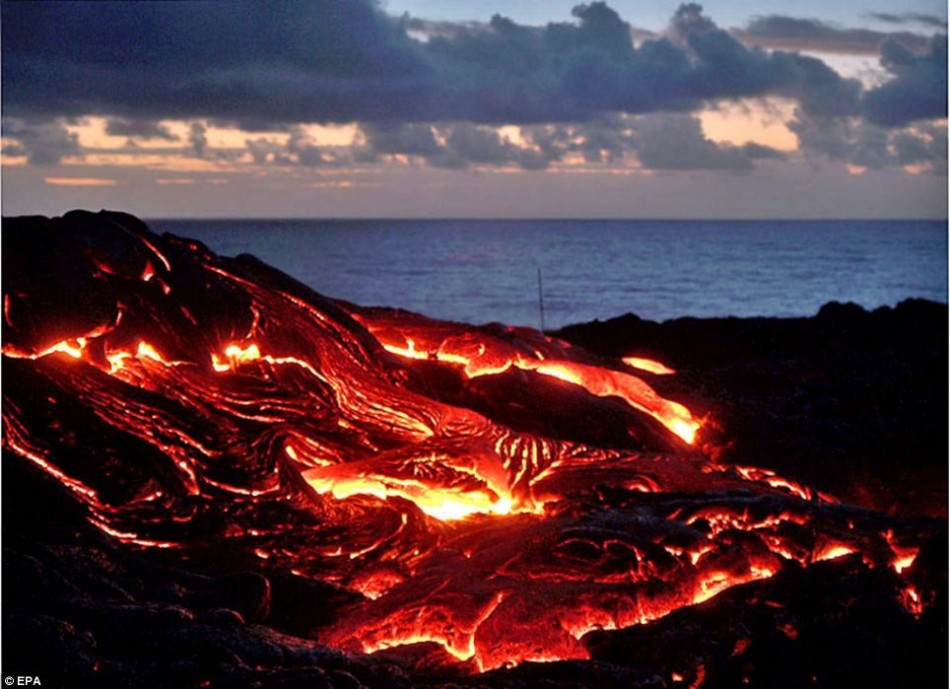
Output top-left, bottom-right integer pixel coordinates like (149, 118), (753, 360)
(584, 551), (948, 689)
(554, 299), (949, 515)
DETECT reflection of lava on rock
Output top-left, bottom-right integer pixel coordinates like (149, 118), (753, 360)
(2, 211), (945, 687)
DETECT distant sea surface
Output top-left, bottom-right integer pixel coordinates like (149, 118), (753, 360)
(149, 219), (948, 329)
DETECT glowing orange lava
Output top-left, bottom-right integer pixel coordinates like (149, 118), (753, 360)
(2, 215), (936, 677)
(622, 355), (676, 375)
(355, 317), (701, 445)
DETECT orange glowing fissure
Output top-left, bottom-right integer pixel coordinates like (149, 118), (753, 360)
(5, 331), (922, 538)
(8, 328), (792, 538)
(4, 334), (318, 385)
(4, 332), (518, 522)
(3, 229), (934, 676)
(364, 326), (700, 446)
(4, 335), (185, 373)
(622, 356), (676, 375)
(306, 472), (516, 522)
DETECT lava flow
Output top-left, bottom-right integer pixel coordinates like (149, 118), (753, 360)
(2, 211), (940, 678)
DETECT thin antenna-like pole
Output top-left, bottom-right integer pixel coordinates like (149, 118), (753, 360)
(537, 267), (546, 332)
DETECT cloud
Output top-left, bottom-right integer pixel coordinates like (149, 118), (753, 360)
(1, 118), (81, 165)
(359, 122), (525, 170)
(1, 141), (27, 158)
(243, 128), (352, 167)
(632, 114), (779, 171)
(44, 177), (117, 186)
(155, 178), (196, 186)
(862, 35), (948, 126)
(784, 33), (947, 169)
(1, 0), (426, 124)
(1, 2), (863, 127)
(788, 113), (854, 161)
(736, 15), (934, 54)
(105, 118), (178, 141)
(286, 127), (336, 167)
(188, 122), (208, 158)
(362, 123), (442, 158)
(364, 114), (787, 173)
(440, 123), (516, 166)
(865, 12), (948, 31)
(211, 118), (292, 133)
(576, 121), (628, 163)
(2, 1), (945, 179)
(666, 5), (862, 120)
(245, 138), (285, 165)
(891, 123), (947, 171)
(740, 142), (787, 160)
(789, 110), (947, 174)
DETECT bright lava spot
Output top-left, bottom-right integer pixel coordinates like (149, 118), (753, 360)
(671, 419), (698, 445)
(136, 341), (165, 362)
(815, 544), (855, 562)
(212, 342), (262, 371)
(622, 356), (676, 375)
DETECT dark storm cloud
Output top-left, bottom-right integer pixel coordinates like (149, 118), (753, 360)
(188, 122), (208, 158)
(1, 118), (81, 165)
(782, 30), (946, 171)
(575, 119), (629, 163)
(3, 0), (945, 178)
(243, 128), (345, 167)
(415, 3), (864, 123)
(360, 122), (530, 170)
(441, 124), (516, 165)
(1, 1), (863, 127)
(862, 35), (948, 127)
(105, 118), (178, 141)
(354, 115), (782, 173)
(788, 114), (855, 161)
(789, 111), (946, 174)
(740, 142), (787, 160)
(245, 138), (282, 165)
(1, 0), (426, 123)
(632, 114), (781, 171)
(736, 15), (933, 54)
(287, 127), (339, 167)
(865, 12), (948, 30)
(211, 118), (292, 133)
(362, 123), (442, 158)
(891, 123), (947, 172)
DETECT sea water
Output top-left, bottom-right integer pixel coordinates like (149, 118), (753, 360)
(149, 219), (947, 329)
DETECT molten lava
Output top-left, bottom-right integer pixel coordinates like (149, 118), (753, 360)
(1, 211), (937, 675)
(355, 316), (700, 445)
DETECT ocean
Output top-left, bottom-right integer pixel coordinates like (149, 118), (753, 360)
(149, 219), (948, 329)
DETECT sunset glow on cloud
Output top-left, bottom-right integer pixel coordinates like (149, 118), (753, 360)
(1, 1), (945, 218)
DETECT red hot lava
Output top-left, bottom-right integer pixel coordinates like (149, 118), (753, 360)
(1, 211), (935, 674)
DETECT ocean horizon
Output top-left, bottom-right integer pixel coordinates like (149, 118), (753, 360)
(149, 217), (948, 329)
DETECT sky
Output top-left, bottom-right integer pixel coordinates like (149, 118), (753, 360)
(1, 1), (947, 218)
